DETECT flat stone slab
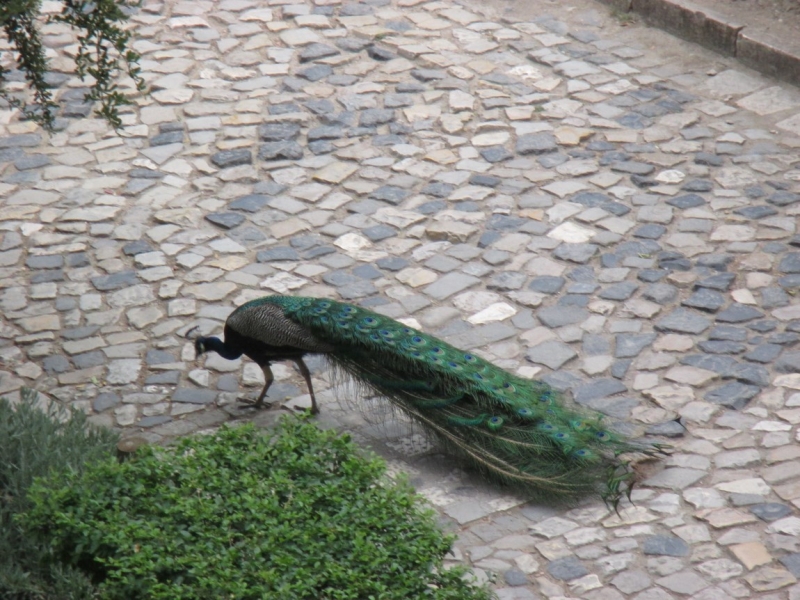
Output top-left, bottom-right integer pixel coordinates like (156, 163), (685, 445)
(644, 468), (706, 489)
(525, 340), (577, 370)
(655, 309), (712, 334)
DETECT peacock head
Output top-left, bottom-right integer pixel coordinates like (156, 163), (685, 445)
(194, 337), (208, 357)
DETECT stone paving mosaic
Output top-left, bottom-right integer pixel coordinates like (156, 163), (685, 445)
(2, 0), (800, 597)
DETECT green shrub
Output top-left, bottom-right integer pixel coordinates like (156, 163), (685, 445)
(23, 418), (493, 600)
(1, 389), (118, 599)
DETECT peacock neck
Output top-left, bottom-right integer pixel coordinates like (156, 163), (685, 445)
(203, 336), (243, 360)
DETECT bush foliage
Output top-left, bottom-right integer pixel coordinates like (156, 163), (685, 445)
(22, 418), (493, 600)
(0, 389), (118, 599)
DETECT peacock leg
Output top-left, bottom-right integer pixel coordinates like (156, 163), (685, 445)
(239, 363), (274, 409)
(292, 357), (319, 415)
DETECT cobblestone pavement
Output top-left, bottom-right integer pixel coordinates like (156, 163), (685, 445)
(2, 0), (800, 597)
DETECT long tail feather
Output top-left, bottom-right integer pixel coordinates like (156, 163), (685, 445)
(260, 295), (667, 505)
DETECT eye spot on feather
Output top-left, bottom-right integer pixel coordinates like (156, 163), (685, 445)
(517, 408), (534, 418)
(447, 361), (461, 370)
(487, 416), (504, 430)
(319, 301), (331, 309)
(464, 353), (477, 363)
(538, 423), (555, 432)
(430, 347), (444, 355)
(573, 449), (593, 459)
(503, 382), (516, 393)
(474, 373), (484, 381)
(596, 431), (610, 441)
(362, 317), (377, 327)
(337, 320), (350, 328)
(411, 336), (426, 345)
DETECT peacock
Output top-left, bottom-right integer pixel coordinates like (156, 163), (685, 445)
(193, 295), (666, 505)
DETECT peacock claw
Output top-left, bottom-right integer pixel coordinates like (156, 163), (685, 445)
(236, 396), (267, 409)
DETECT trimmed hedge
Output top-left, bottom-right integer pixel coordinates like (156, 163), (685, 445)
(22, 417), (493, 600)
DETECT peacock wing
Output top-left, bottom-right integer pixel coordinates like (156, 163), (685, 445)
(226, 299), (335, 353)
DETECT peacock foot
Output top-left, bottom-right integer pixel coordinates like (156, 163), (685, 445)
(236, 396), (268, 409)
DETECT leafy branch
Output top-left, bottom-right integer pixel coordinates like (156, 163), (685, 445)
(0, 0), (146, 130)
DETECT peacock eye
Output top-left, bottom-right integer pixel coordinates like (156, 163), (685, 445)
(464, 353), (476, 362)
(487, 416), (504, 430)
(411, 336), (425, 345)
(447, 361), (460, 369)
(319, 301), (330, 308)
(474, 373), (484, 380)
(555, 433), (567, 439)
(363, 317), (376, 325)
(379, 329), (391, 336)
(517, 408), (533, 417)
(596, 431), (610, 441)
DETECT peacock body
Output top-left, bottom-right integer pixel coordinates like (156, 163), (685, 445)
(195, 295), (665, 505)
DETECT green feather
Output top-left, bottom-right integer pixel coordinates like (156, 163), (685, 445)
(258, 295), (667, 505)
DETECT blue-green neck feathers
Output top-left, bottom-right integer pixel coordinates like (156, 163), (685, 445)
(196, 336), (242, 360)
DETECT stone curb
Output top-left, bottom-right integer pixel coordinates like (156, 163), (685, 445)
(598, 0), (800, 87)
